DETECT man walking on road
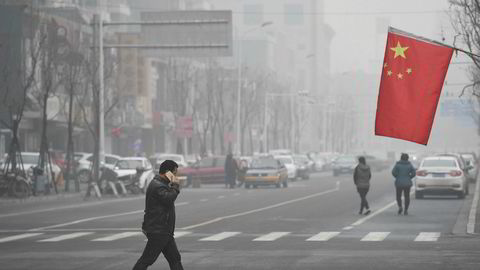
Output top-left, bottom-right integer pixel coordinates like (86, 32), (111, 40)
(353, 156), (372, 215)
(133, 160), (184, 270)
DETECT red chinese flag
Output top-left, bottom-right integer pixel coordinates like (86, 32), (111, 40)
(375, 27), (454, 145)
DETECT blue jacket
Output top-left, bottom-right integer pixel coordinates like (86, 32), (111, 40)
(391, 160), (416, 187)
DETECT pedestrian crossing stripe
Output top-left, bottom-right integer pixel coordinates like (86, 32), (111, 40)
(306, 232), (340, 241)
(0, 231), (443, 243)
(253, 232), (290, 241)
(0, 233), (44, 243)
(361, 232), (390, 242)
(199, 232), (241, 241)
(38, 232), (94, 242)
(92, 232), (143, 241)
(414, 232), (441, 242)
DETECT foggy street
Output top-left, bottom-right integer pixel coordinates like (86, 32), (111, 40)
(1, 171), (479, 270)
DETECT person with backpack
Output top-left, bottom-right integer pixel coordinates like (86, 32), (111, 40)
(353, 156), (372, 215)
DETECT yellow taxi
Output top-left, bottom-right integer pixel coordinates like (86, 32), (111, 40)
(244, 155), (288, 188)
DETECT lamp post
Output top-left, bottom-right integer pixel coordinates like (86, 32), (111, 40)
(236, 21), (273, 156)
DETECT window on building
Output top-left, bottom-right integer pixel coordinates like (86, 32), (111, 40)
(243, 4), (263, 25)
(284, 4), (304, 25)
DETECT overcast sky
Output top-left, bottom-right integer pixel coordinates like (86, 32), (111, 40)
(324, 0), (452, 74)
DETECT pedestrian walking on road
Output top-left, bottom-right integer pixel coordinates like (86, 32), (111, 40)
(392, 153), (416, 216)
(353, 156), (372, 215)
(132, 160), (184, 270)
(224, 153), (238, 189)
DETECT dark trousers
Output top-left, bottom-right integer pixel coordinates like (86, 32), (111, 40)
(396, 186), (411, 210)
(133, 234), (183, 270)
(357, 187), (370, 212)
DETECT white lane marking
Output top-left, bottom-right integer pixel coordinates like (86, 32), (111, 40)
(174, 231), (192, 238)
(180, 186), (339, 230)
(360, 232), (390, 242)
(199, 232), (240, 241)
(414, 232), (440, 242)
(306, 232), (340, 242)
(253, 232), (290, 241)
(38, 232), (94, 242)
(343, 226), (353, 231)
(200, 199), (209, 202)
(92, 232), (143, 242)
(0, 233), (43, 243)
(467, 178), (480, 234)
(28, 202), (189, 231)
(217, 195), (225, 199)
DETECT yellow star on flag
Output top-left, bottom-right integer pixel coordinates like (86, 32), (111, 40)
(387, 70), (392, 76)
(397, 73), (403, 79)
(390, 41), (409, 59)
(406, 68), (412, 74)
(384, 63), (388, 68)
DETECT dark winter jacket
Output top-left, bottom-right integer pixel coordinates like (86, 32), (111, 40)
(141, 175), (180, 235)
(353, 163), (371, 188)
(224, 157), (238, 179)
(391, 160), (416, 187)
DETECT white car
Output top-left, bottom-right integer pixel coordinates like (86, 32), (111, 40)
(2, 152), (62, 184)
(150, 153), (188, 170)
(114, 157), (155, 192)
(74, 152), (121, 183)
(415, 156), (469, 199)
(274, 155), (297, 180)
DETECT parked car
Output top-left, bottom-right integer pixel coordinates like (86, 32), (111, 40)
(244, 155), (288, 188)
(113, 157), (155, 192)
(274, 155), (297, 180)
(150, 153), (188, 171)
(415, 155), (470, 199)
(313, 156), (326, 172)
(2, 152), (62, 185)
(460, 152), (478, 182)
(332, 155), (357, 176)
(178, 156), (227, 185)
(74, 152), (121, 183)
(293, 154), (310, 180)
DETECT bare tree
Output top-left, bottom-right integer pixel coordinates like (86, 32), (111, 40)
(0, 5), (44, 176)
(450, 0), (480, 135)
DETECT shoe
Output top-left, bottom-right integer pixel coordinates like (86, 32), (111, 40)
(359, 211), (363, 215)
(398, 207), (403, 215)
(364, 209), (371, 215)
(404, 210), (408, 215)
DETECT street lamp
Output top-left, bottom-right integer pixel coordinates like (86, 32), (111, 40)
(235, 21), (273, 156)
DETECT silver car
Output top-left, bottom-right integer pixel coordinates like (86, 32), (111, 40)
(415, 156), (470, 199)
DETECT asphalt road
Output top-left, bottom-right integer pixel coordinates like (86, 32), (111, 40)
(0, 170), (479, 270)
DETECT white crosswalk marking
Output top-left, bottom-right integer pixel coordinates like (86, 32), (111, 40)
(414, 232), (441, 242)
(0, 233), (44, 243)
(306, 232), (340, 242)
(199, 232), (240, 241)
(361, 232), (390, 242)
(253, 232), (290, 241)
(92, 232), (142, 242)
(38, 232), (94, 242)
(174, 231), (192, 238)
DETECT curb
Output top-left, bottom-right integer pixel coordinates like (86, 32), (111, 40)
(467, 179), (480, 235)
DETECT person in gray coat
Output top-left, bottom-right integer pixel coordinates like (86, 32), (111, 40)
(392, 153), (416, 215)
(353, 156), (372, 215)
